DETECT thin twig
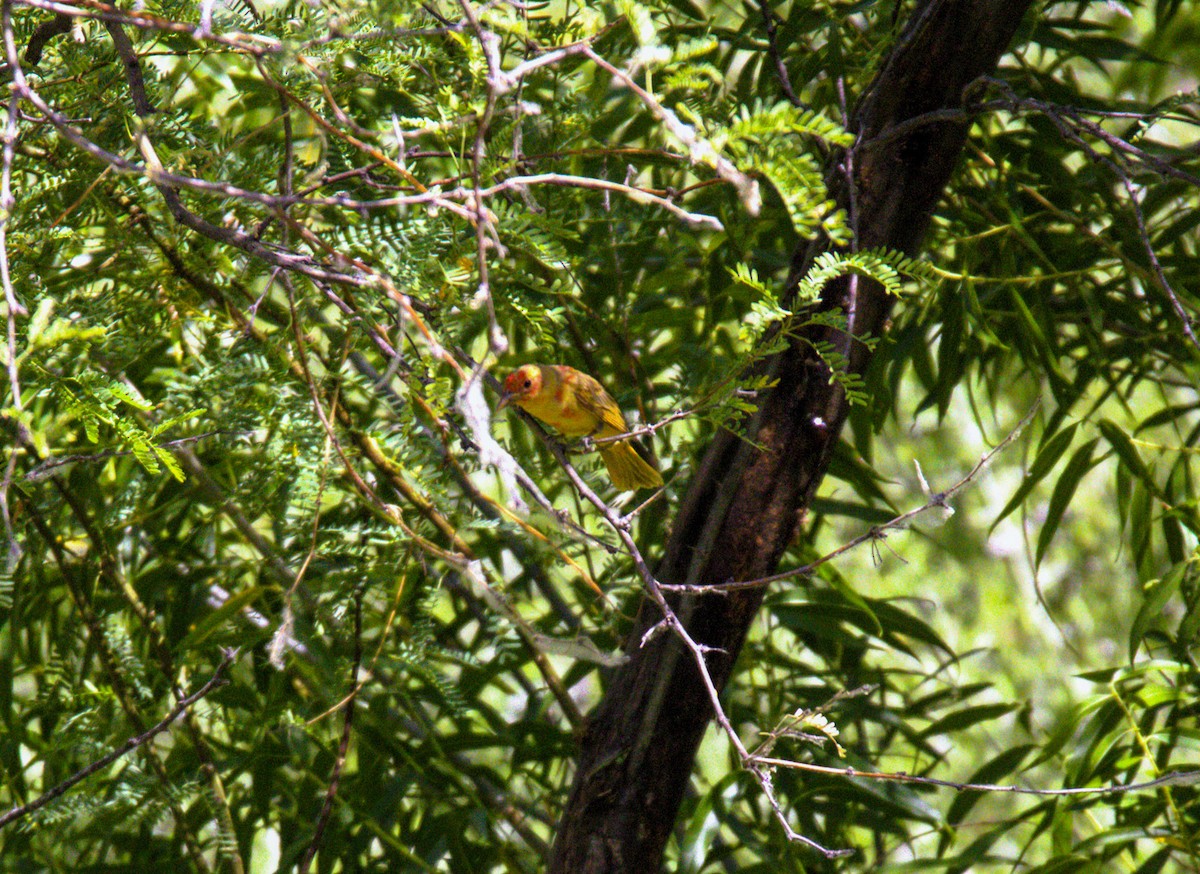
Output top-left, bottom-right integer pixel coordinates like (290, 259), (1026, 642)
(1, 87), (22, 409)
(660, 402), (1039, 594)
(582, 46), (761, 216)
(16, 0), (278, 55)
(307, 555), (411, 724)
(751, 756), (1200, 797)
(479, 172), (725, 230)
(23, 431), (236, 481)
(0, 79), (21, 574)
(0, 443), (18, 572)
(282, 309), (589, 720)
(0, 651), (235, 830)
(299, 591), (363, 874)
(496, 37), (597, 90)
(578, 406), (697, 448)
(458, 0), (508, 354)
(1119, 173), (1200, 353)
(757, 0), (800, 107)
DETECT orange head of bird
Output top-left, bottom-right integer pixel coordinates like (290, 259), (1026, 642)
(497, 364), (543, 410)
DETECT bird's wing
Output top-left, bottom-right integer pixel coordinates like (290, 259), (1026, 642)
(574, 374), (629, 438)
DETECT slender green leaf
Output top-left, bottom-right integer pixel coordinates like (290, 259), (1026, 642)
(993, 422), (1078, 532)
(1129, 561), (1188, 662)
(1035, 438), (1100, 568)
(1098, 419), (1167, 502)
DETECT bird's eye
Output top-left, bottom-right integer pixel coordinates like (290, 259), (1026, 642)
(523, 379), (532, 388)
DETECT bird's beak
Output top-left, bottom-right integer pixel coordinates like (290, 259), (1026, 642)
(496, 390), (514, 410)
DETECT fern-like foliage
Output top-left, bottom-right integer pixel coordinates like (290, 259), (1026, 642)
(796, 248), (932, 301)
(3, 1), (1198, 872)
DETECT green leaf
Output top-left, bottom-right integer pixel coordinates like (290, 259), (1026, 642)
(678, 773), (736, 874)
(869, 599), (955, 656)
(1175, 577), (1200, 651)
(177, 587), (266, 651)
(1098, 419), (1167, 502)
(992, 422), (1078, 532)
(1008, 288), (1069, 399)
(1130, 478), (1154, 579)
(1129, 561), (1188, 662)
(1035, 438), (1100, 568)
(809, 496), (897, 524)
(129, 435), (162, 475)
(106, 380), (153, 412)
(941, 744), (1037, 852)
(153, 445), (187, 482)
(827, 574), (881, 635)
(933, 285), (965, 420)
(82, 412), (100, 443)
(1132, 848), (1174, 874)
(919, 703), (1018, 739)
(1135, 401), (1200, 433)
(149, 409), (205, 438)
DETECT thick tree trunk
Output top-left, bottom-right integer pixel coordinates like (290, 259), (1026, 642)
(548, 2), (1036, 871)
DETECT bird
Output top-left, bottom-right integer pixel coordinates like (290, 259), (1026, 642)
(497, 363), (664, 491)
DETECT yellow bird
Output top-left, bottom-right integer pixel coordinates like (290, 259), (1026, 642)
(497, 364), (664, 491)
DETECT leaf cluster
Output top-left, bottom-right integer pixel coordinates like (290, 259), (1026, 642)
(0, 0), (1198, 872)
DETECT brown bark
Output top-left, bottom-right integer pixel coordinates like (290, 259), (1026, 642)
(548, 2), (1036, 871)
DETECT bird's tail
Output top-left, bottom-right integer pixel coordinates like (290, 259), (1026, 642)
(599, 441), (664, 491)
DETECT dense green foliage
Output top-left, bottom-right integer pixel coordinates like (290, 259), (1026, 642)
(1, 0), (1198, 871)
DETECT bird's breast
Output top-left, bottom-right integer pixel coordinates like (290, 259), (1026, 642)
(521, 389), (596, 437)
